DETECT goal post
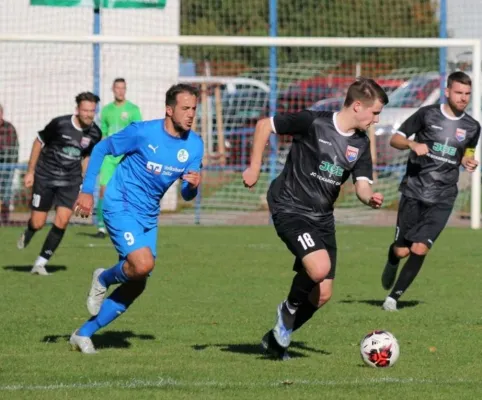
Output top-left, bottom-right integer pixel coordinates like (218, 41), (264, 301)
(1, 34), (480, 227)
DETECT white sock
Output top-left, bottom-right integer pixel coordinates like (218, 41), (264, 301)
(34, 256), (48, 267)
(98, 227), (106, 234)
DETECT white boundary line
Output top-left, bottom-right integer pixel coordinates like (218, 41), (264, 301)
(1, 377), (479, 391)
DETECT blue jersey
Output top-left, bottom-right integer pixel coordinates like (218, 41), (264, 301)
(82, 119), (204, 228)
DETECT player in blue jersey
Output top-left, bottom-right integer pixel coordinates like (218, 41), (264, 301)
(68, 84), (203, 354)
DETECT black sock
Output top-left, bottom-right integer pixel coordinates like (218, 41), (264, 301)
(389, 253), (426, 301)
(23, 219), (39, 246)
(287, 268), (318, 308)
(293, 301), (319, 332)
(39, 224), (66, 260)
(387, 243), (400, 265)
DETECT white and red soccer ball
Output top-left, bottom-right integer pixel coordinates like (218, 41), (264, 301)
(360, 330), (400, 368)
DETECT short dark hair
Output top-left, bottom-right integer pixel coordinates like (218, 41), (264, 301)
(75, 92), (100, 106)
(447, 71), (471, 88)
(344, 77), (389, 107)
(113, 77), (126, 85)
(165, 84), (199, 108)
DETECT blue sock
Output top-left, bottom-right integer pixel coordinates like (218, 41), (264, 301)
(77, 287), (130, 337)
(99, 260), (128, 287)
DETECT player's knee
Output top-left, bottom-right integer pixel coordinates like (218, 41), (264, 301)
(133, 258), (155, 277)
(303, 254), (331, 282)
(394, 246), (410, 258)
(410, 242), (429, 256)
(30, 216), (46, 230)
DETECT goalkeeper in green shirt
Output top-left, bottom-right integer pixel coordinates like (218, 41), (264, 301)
(95, 78), (142, 238)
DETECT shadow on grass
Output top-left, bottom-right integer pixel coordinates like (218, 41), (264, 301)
(192, 340), (330, 360)
(76, 232), (107, 239)
(3, 265), (67, 273)
(42, 330), (155, 349)
(339, 299), (422, 309)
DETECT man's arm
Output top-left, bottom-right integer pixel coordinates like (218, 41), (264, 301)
(461, 125), (481, 172)
(355, 180), (383, 208)
(242, 118), (273, 188)
(390, 133), (429, 155)
(24, 138), (42, 188)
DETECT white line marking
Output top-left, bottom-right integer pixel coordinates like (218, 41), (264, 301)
(1, 377), (479, 391)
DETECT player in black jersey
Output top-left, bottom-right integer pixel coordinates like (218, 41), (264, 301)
(380, 71), (480, 311)
(17, 92), (102, 275)
(243, 78), (389, 359)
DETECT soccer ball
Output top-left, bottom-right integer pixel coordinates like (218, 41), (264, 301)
(360, 330), (400, 368)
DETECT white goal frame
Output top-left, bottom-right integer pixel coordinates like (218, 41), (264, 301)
(2, 34), (480, 228)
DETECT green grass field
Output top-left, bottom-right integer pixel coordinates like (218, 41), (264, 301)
(1, 225), (481, 399)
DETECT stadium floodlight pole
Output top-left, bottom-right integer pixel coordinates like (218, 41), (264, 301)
(268, 0), (278, 224)
(2, 34), (479, 227)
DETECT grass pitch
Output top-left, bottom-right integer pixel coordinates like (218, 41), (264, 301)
(1, 225), (481, 399)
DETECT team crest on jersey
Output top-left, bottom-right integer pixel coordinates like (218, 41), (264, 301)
(177, 149), (189, 162)
(455, 128), (466, 142)
(121, 111), (128, 121)
(345, 145), (359, 162)
(80, 137), (91, 148)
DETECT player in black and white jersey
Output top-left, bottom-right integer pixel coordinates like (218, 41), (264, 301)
(17, 92), (102, 275)
(380, 71), (480, 311)
(243, 78), (389, 359)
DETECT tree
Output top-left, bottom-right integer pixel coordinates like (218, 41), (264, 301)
(180, 0), (439, 76)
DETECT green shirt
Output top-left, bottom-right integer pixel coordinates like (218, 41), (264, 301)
(100, 100), (142, 164)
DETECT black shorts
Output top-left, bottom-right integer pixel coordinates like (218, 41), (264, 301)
(31, 178), (80, 212)
(394, 194), (453, 249)
(272, 213), (337, 279)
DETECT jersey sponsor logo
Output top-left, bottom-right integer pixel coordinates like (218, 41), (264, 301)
(121, 111), (129, 121)
(62, 146), (81, 157)
(431, 125), (443, 130)
(319, 161), (344, 177)
(80, 137), (91, 148)
(310, 160), (344, 186)
(148, 144), (159, 153)
(177, 149), (189, 162)
(318, 138), (332, 146)
(146, 161), (163, 174)
(161, 165), (185, 176)
(345, 145), (359, 162)
(455, 128), (466, 142)
(432, 142), (456, 156)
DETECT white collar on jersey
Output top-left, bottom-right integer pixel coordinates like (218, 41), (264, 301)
(71, 115), (83, 131)
(333, 113), (355, 137)
(440, 104), (465, 121)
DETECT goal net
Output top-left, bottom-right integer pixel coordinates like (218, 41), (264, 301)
(1, 0), (481, 227)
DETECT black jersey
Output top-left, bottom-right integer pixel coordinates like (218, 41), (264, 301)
(35, 115), (102, 186)
(267, 110), (373, 225)
(397, 104), (480, 205)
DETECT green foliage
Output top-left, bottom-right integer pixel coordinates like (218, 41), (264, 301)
(180, 0), (440, 74)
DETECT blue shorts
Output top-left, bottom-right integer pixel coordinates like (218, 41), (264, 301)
(104, 210), (157, 260)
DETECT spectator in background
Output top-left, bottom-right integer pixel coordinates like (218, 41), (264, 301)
(0, 104), (19, 225)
